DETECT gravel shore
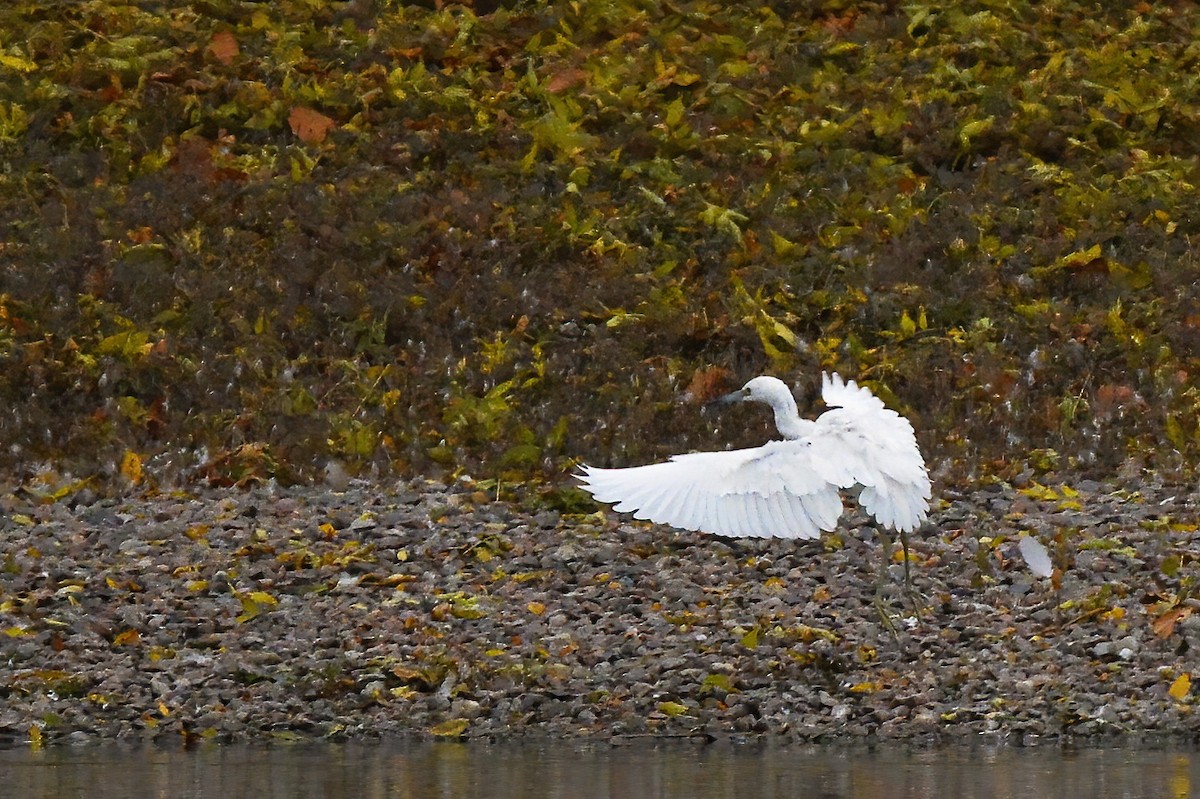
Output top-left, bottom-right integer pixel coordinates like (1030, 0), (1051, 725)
(2, 475), (1199, 747)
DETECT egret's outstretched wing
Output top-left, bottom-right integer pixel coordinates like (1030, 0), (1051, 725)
(578, 440), (844, 539)
(812, 372), (931, 532)
(579, 372), (930, 538)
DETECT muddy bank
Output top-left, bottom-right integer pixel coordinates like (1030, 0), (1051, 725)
(1, 476), (1198, 747)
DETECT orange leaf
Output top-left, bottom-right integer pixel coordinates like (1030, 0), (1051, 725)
(848, 681), (881, 694)
(289, 106), (336, 144)
(1169, 673), (1191, 701)
(113, 629), (142, 647)
(207, 31), (240, 65)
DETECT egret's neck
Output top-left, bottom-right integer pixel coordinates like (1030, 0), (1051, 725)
(765, 393), (808, 440)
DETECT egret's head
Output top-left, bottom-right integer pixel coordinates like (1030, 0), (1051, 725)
(712, 375), (792, 406)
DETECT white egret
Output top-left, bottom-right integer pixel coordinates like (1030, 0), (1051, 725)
(577, 373), (931, 619)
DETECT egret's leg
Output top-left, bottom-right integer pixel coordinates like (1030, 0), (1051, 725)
(897, 529), (929, 616)
(872, 525), (897, 632)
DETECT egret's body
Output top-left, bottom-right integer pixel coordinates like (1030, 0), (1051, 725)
(578, 373), (930, 542)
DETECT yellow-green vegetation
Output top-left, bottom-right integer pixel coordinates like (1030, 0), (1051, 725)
(1, 2), (1198, 487)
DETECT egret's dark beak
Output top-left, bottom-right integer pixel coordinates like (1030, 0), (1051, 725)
(708, 388), (746, 406)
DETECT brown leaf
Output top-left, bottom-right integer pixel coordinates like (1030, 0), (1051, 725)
(685, 366), (733, 403)
(1094, 383), (1135, 419)
(822, 10), (859, 35)
(99, 79), (122, 103)
(1152, 606), (1193, 639)
(546, 68), (586, 94)
(172, 137), (214, 181)
(207, 31), (240, 65)
(289, 106), (336, 144)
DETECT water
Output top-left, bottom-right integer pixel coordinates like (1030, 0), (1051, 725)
(2, 740), (1196, 799)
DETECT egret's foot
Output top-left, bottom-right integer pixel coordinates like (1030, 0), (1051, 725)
(873, 594), (899, 634)
(902, 585), (931, 618)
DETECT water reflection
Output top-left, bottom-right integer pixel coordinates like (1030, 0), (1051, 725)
(2, 739), (1196, 799)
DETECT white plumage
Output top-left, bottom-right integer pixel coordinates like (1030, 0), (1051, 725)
(577, 373), (930, 540)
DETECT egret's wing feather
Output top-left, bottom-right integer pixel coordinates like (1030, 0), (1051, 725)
(578, 441), (843, 540)
(802, 489), (845, 531)
(674, 482), (702, 530)
(729, 493), (754, 537)
(809, 372), (931, 532)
